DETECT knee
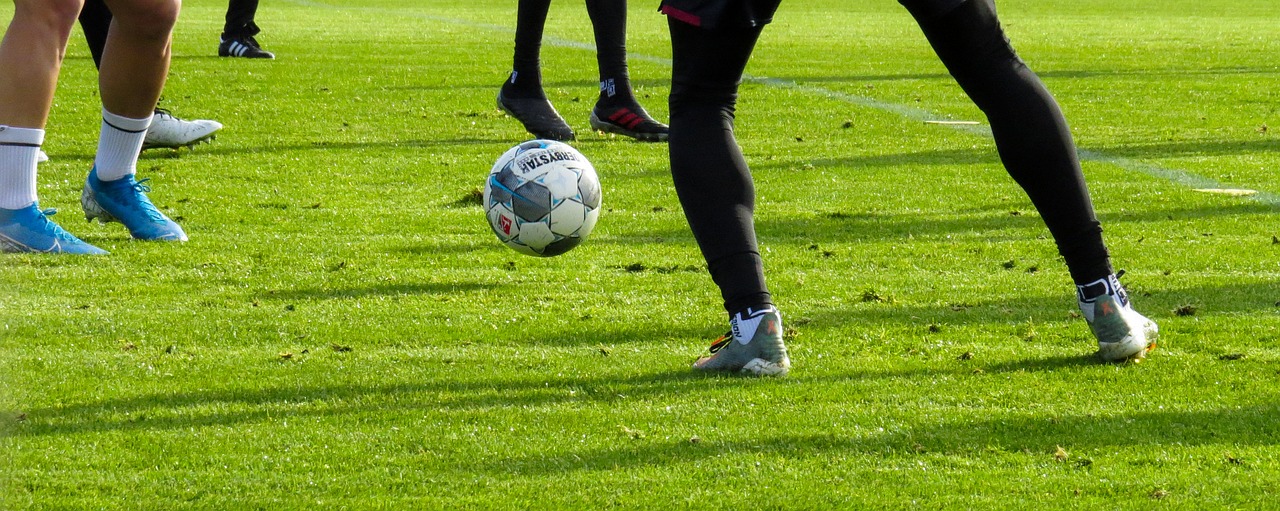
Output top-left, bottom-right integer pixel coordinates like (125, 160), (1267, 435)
(669, 80), (739, 118)
(107, 0), (181, 39)
(12, 0), (83, 35)
(912, 0), (1026, 98)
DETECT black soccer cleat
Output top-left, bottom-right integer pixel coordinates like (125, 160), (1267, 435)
(219, 36), (275, 59)
(496, 89), (575, 142)
(589, 103), (669, 142)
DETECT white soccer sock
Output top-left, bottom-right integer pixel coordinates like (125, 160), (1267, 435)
(730, 305), (777, 343)
(94, 108), (152, 182)
(0, 125), (45, 210)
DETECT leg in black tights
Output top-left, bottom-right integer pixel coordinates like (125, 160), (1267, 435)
(585, 0), (634, 108)
(902, 0), (1112, 285)
(505, 0), (640, 106)
(506, 0), (552, 98)
(667, 0), (1153, 365)
(668, 19), (769, 316)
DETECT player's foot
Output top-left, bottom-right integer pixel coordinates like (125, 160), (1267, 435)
(0, 203), (107, 254)
(1078, 274), (1158, 362)
(218, 35), (275, 59)
(694, 305), (791, 376)
(81, 168), (187, 242)
(589, 103), (669, 142)
(143, 109), (223, 150)
(497, 87), (575, 142)
(37, 150), (48, 163)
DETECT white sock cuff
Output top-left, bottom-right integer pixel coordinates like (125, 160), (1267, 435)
(101, 108), (153, 133)
(95, 109), (151, 181)
(0, 129), (42, 209)
(0, 125), (46, 146)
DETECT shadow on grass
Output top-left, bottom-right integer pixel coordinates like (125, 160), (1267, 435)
(9, 348), (1277, 474)
(1080, 139), (1280, 160)
(377, 78), (669, 93)
(7, 330), (1269, 434)
(854, 353), (1102, 378)
(756, 139), (1280, 170)
(260, 281), (497, 301)
(1, 353), (1093, 442)
(389, 242), (492, 256)
(7, 369), (711, 438)
(783, 279), (1280, 332)
(1039, 66), (1280, 79)
(476, 402), (1280, 476)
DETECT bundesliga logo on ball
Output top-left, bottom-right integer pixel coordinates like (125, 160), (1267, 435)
(483, 140), (602, 257)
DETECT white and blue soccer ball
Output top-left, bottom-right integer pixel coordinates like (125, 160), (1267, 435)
(483, 140), (602, 257)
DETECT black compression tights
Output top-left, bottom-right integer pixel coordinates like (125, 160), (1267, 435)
(669, 0), (1114, 316)
(510, 0), (634, 105)
(668, 19), (770, 315)
(904, 0), (1113, 283)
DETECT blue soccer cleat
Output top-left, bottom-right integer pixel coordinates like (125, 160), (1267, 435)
(0, 203), (108, 254)
(81, 168), (187, 242)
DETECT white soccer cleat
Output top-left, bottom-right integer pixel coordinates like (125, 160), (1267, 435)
(143, 109), (223, 150)
(37, 150), (48, 163)
(1078, 275), (1158, 362)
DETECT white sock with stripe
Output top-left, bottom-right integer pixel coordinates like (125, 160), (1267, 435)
(94, 108), (152, 182)
(0, 126), (45, 210)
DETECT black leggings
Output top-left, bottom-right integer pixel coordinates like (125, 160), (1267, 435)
(903, 0), (1111, 283)
(668, 0), (1113, 315)
(668, 20), (770, 316)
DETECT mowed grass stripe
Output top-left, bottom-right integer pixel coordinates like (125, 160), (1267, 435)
(284, 0), (1280, 206)
(2, 0), (1278, 509)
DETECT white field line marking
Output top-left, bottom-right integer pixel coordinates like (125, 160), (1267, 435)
(754, 77), (1280, 207)
(286, 1), (1280, 207)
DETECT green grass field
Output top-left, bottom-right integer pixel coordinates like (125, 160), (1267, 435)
(2, 0), (1278, 508)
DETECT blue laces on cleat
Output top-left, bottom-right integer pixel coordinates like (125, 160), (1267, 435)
(125, 178), (168, 222)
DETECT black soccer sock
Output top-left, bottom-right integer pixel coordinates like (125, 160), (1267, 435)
(668, 19), (772, 314)
(505, 0), (553, 99)
(585, 0), (636, 108)
(79, 0), (112, 69)
(902, 0), (1113, 285)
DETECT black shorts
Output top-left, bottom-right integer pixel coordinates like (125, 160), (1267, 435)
(658, 0), (782, 30)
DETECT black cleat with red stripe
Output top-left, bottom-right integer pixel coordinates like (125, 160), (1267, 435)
(589, 104), (669, 142)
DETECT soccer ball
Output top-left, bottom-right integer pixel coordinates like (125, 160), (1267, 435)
(483, 140), (602, 257)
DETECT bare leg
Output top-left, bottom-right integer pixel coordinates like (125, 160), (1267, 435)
(0, 0), (83, 129)
(0, 0), (110, 254)
(98, 0), (179, 118)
